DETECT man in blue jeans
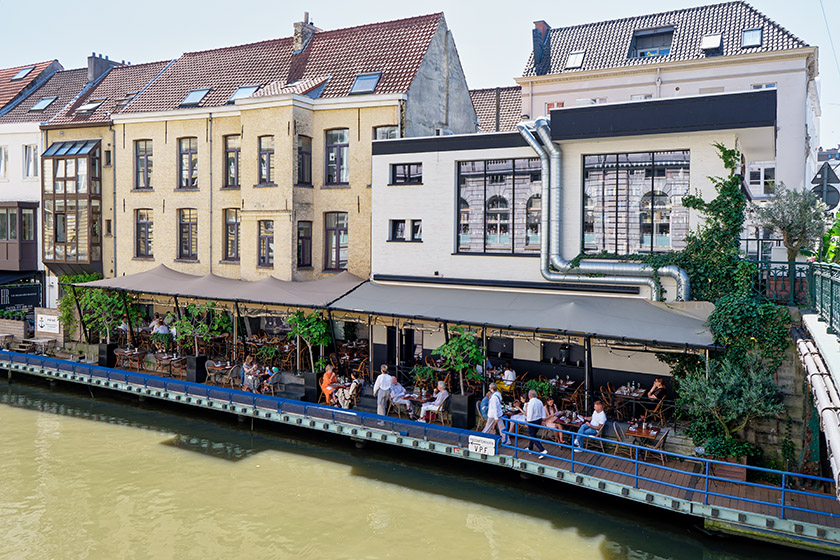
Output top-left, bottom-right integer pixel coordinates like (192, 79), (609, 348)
(574, 400), (606, 450)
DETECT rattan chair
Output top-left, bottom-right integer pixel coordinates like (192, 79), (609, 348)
(644, 430), (669, 465)
(612, 423), (633, 458)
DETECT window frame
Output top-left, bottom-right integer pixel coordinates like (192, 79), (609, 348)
(390, 163), (423, 185)
(389, 219), (406, 241)
(223, 208), (240, 261)
(565, 50), (585, 69)
(742, 28), (763, 48)
(257, 220), (274, 267)
(177, 208), (198, 260)
(178, 137), (198, 189)
(257, 135), (275, 185)
(631, 27), (674, 58)
(0, 146), (7, 179)
(373, 126), (399, 140)
(297, 220), (312, 268)
(324, 211), (348, 271)
(297, 135), (312, 185)
(135, 140), (153, 190)
(224, 135), (241, 188)
(324, 129), (349, 185)
(23, 144), (38, 178)
(135, 208), (153, 258)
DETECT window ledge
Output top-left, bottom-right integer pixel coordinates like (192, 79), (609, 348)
(174, 187), (199, 192)
(387, 239), (423, 243)
(294, 183), (313, 189)
(253, 183), (278, 188)
(322, 184), (350, 189)
(131, 188), (154, 193)
(452, 252), (540, 257)
(256, 264), (274, 269)
(322, 268), (347, 274)
(174, 258), (199, 263)
(387, 183), (423, 187)
(219, 259), (240, 265)
(296, 266), (313, 270)
(220, 186), (240, 191)
(133, 256), (155, 261)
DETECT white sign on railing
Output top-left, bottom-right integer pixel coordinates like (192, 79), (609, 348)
(36, 314), (60, 334)
(468, 434), (497, 456)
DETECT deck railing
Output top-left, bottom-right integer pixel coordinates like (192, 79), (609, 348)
(812, 263), (840, 335)
(752, 260), (812, 307)
(4, 350), (838, 526)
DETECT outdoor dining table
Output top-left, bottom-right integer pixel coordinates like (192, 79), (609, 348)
(24, 338), (55, 355)
(115, 348), (141, 369)
(206, 362), (235, 384)
(613, 385), (648, 419)
(625, 424), (661, 446)
(552, 379), (576, 391)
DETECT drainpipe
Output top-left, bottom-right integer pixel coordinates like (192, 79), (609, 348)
(518, 118), (690, 301)
(208, 114), (213, 275)
(111, 125), (117, 278)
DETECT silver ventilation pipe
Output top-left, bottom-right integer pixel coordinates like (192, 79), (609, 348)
(517, 118), (691, 301)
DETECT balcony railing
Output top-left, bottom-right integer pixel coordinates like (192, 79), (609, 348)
(752, 260), (811, 307)
(812, 263), (840, 334)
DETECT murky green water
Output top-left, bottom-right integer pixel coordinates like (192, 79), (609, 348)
(0, 380), (818, 559)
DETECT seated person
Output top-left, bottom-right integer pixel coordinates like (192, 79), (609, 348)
(506, 398), (527, 434)
(242, 354), (259, 387)
(336, 373), (363, 409)
(574, 400), (607, 449)
(542, 398), (565, 443)
(389, 375), (414, 418)
(418, 381), (450, 422)
(117, 314), (129, 331)
(647, 378), (666, 401)
(320, 364), (339, 404)
(153, 322), (170, 335)
(148, 312), (162, 330)
(496, 361), (516, 391)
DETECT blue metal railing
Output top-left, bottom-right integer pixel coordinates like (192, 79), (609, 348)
(501, 418), (838, 522)
(813, 263), (840, 334)
(3, 351), (839, 526)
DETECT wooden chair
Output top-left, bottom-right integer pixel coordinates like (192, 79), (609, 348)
(388, 397), (411, 418)
(475, 400), (487, 431)
(599, 385), (613, 414)
(612, 423), (633, 458)
(560, 385), (581, 413)
(425, 355), (436, 368)
(220, 365), (240, 389)
(429, 396), (451, 426)
(171, 358), (187, 380)
(643, 399), (667, 427)
(128, 351), (147, 372)
(584, 422), (606, 453)
(354, 358), (368, 380)
(644, 431), (669, 465)
(262, 370), (281, 395)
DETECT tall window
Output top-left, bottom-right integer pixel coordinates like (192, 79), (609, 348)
(224, 208), (240, 261)
(0, 146), (7, 178)
(324, 212), (348, 270)
(224, 135), (240, 187)
(748, 161), (775, 196)
(325, 129), (349, 184)
(135, 209), (153, 257)
(178, 137), (198, 188)
(0, 210), (17, 241)
(135, 140), (153, 189)
(178, 208), (198, 260)
(258, 135), (275, 185)
(297, 136), (311, 185)
(258, 220), (274, 266)
(456, 158), (541, 254)
(21, 209), (34, 241)
(583, 151), (689, 254)
(23, 145), (38, 178)
(297, 221), (312, 268)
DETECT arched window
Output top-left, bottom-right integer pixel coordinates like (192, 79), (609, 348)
(525, 195), (540, 247)
(458, 198), (470, 246)
(639, 191), (670, 250)
(485, 195), (510, 247)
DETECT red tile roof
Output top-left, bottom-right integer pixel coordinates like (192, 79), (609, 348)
(470, 86), (522, 133)
(0, 68), (88, 124)
(46, 60), (172, 127)
(0, 60), (61, 111)
(125, 13), (443, 113)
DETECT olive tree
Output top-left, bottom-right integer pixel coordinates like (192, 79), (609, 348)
(751, 183), (828, 261)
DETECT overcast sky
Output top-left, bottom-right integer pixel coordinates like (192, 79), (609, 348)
(0, 0), (837, 146)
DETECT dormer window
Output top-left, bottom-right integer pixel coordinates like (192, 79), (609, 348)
(76, 99), (105, 114)
(631, 27), (674, 58)
(742, 28), (762, 48)
(228, 85), (259, 103)
(11, 66), (34, 81)
(349, 73), (381, 94)
(29, 96), (57, 112)
(114, 91), (138, 108)
(701, 33), (722, 51)
(565, 50), (585, 69)
(180, 88), (210, 107)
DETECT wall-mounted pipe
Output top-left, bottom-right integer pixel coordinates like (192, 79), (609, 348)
(517, 119), (691, 301)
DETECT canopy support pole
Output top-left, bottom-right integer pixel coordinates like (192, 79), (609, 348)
(120, 291), (136, 348)
(296, 334), (301, 374)
(368, 314), (373, 381)
(234, 302), (241, 362)
(70, 285), (90, 345)
(584, 336), (593, 412)
(327, 308), (339, 358)
(395, 318), (401, 373)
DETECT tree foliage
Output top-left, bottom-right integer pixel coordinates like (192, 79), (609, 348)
(752, 182), (828, 262)
(57, 273), (102, 339)
(287, 311), (332, 374)
(78, 288), (124, 344)
(167, 301), (216, 356)
(435, 326), (486, 394)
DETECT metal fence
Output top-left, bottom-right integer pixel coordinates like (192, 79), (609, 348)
(813, 263), (840, 334)
(752, 260), (811, 307)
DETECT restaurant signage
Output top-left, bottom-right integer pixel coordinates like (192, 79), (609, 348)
(36, 314), (60, 334)
(0, 284), (40, 310)
(468, 434), (497, 456)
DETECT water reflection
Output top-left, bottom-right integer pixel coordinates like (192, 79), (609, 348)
(0, 380), (827, 560)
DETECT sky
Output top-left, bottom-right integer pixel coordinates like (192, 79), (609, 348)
(0, 0), (837, 146)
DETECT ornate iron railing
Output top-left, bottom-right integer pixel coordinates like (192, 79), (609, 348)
(813, 263), (840, 334)
(752, 260), (811, 307)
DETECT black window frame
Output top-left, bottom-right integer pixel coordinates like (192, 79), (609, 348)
(390, 163), (423, 185)
(177, 208), (198, 260)
(135, 140), (153, 190)
(630, 27), (674, 58)
(297, 220), (312, 268)
(258, 219), (274, 267)
(224, 208), (240, 261)
(324, 211), (348, 271)
(178, 137), (198, 189)
(325, 129), (349, 185)
(297, 135), (312, 185)
(258, 135), (275, 185)
(135, 208), (153, 258)
(224, 135), (240, 188)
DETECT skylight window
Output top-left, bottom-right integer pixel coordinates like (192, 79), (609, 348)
(76, 99), (105, 114)
(349, 73), (381, 95)
(228, 85), (259, 103)
(114, 91), (138, 108)
(631, 27), (674, 58)
(29, 96), (57, 112)
(701, 33), (722, 50)
(11, 66), (34, 81)
(742, 28), (762, 48)
(565, 50), (585, 69)
(180, 88), (210, 107)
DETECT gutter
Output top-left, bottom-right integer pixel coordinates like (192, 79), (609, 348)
(517, 118), (690, 301)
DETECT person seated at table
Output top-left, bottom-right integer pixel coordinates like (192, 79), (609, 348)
(646, 378), (666, 401)
(417, 381), (449, 422)
(148, 312), (162, 330)
(496, 362), (516, 391)
(389, 375), (414, 418)
(242, 354), (259, 387)
(336, 372), (363, 409)
(153, 322), (170, 335)
(574, 400), (607, 450)
(320, 364), (339, 404)
(117, 314), (129, 331)
(542, 398), (565, 444)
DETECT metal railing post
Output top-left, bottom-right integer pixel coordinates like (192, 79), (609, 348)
(704, 461), (710, 505)
(634, 447), (639, 489)
(788, 261), (795, 307)
(781, 473), (787, 520)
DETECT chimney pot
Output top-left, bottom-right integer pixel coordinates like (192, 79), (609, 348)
(304, 11), (309, 24)
(293, 13), (319, 54)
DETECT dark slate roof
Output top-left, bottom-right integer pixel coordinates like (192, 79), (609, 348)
(125, 13), (443, 113)
(46, 61), (172, 127)
(0, 68), (88, 124)
(470, 86), (522, 133)
(0, 60), (61, 111)
(522, 1), (809, 77)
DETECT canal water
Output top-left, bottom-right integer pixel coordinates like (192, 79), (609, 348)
(0, 379), (819, 560)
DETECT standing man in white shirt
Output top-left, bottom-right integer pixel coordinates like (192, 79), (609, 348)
(482, 384), (507, 444)
(575, 400), (607, 450)
(373, 364), (393, 416)
(525, 390), (547, 457)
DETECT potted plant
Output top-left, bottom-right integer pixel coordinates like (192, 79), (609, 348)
(167, 301), (216, 383)
(287, 310), (332, 402)
(523, 378), (554, 400)
(435, 326), (486, 429)
(77, 287), (125, 368)
(410, 365), (436, 391)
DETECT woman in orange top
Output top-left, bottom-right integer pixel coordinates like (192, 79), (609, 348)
(320, 364), (339, 404)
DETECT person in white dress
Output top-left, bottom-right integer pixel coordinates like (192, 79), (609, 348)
(373, 364), (393, 416)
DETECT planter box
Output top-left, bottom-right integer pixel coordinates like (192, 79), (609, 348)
(0, 318), (27, 341)
(765, 277), (808, 304)
(98, 343), (118, 368)
(451, 393), (475, 430)
(186, 355), (208, 384)
(303, 370), (319, 403)
(711, 456), (748, 482)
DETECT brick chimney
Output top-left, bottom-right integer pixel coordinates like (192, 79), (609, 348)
(532, 21), (551, 74)
(293, 12), (320, 54)
(87, 52), (122, 83)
